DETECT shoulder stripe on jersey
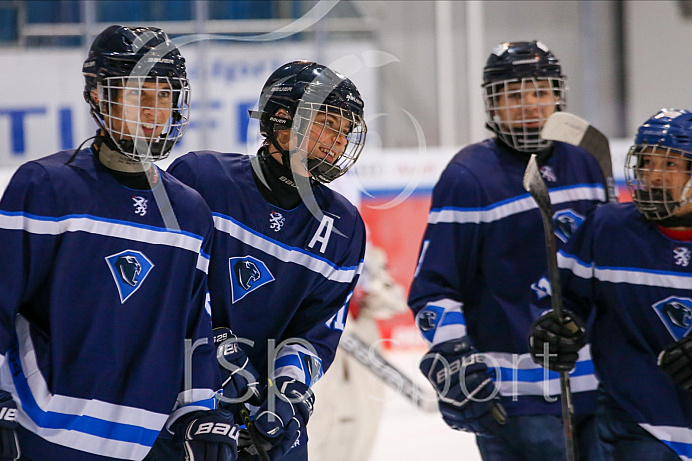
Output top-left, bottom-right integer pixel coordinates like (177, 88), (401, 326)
(213, 213), (362, 283)
(428, 184), (605, 225)
(0, 210), (206, 258)
(639, 423), (692, 460)
(3, 316), (167, 459)
(558, 251), (692, 289)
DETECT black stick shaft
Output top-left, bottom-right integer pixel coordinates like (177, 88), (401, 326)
(239, 406), (271, 461)
(523, 155), (578, 461)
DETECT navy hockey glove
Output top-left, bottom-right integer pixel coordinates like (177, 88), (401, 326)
(213, 328), (262, 409)
(419, 338), (506, 435)
(658, 336), (692, 392)
(0, 392), (19, 461)
(252, 377), (314, 460)
(175, 409), (239, 461)
(529, 309), (586, 372)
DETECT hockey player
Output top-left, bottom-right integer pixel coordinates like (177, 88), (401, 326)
(408, 41), (607, 460)
(0, 25), (238, 461)
(530, 108), (692, 460)
(167, 61), (367, 461)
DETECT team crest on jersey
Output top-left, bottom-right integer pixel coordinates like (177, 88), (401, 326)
(531, 276), (552, 299)
(132, 196), (148, 216)
(652, 296), (692, 340)
(540, 165), (557, 182)
(269, 211), (285, 232)
(553, 209), (585, 243)
(229, 256), (275, 303)
(105, 250), (154, 303)
(673, 247), (691, 267)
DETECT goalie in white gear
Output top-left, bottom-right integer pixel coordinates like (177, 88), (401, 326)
(309, 174), (409, 461)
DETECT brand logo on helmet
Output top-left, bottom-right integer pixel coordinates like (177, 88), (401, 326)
(269, 116), (289, 125)
(147, 57), (174, 64)
(652, 296), (692, 340)
(83, 60), (95, 68)
(512, 58), (540, 66)
(228, 256), (275, 303)
(105, 250), (154, 303)
(271, 85), (293, 92)
(346, 93), (363, 106)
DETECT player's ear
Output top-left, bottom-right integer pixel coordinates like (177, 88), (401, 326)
(91, 88), (100, 104)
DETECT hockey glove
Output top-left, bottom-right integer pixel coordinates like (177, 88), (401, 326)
(419, 337), (506, 435)
(213, 328), (262, 410)
(658, 336), (692, 392)
(0, 392), (19, 461)
(175, 409), (239, 461)
(252, 377), (314, 461)
(529, 309), (586, 372)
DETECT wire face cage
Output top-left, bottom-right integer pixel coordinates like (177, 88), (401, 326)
(97, 75), (190, 161)
(625, 143), (692, 221)
(483, 76), (566, 153)
(290, 102), (367, 184)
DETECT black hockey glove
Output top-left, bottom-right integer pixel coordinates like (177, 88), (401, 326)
(419, 337), (506, 435)
(174, 409), (239, 461)
(252, 377), (314, 461)
(213, 328), (263, 411)
(529, 309), (586, 372)
(658, 336), (692, 392)
(0, 392), (19, 461)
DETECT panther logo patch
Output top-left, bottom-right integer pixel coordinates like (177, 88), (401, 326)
(652, 296), (692, 340)
(106, 250), (154, 303)
(553, 209), (585, 243)
(228, 256), (275, 303)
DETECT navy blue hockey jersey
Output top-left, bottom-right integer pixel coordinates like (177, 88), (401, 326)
(408, 139), (606, 417)
(167, 152), (365, 389)
(557, 202), (692, 459)
(0, 148), (220, 461)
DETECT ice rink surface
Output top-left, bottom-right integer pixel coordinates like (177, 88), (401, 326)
(366, 350), (482, 461)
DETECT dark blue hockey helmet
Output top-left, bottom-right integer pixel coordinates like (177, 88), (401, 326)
(632, 109), (692, 152)
(82, 25), (190, 161)
(482, 41), (566, 153)
(625, 109), (692, 224)
(250, 61), (367, 184)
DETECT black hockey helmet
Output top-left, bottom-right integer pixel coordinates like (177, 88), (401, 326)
(482, 40), (563, 84)
(250, 61), (367, 183)
(82, 25), (190, 161)
(482, 41), (566, 153)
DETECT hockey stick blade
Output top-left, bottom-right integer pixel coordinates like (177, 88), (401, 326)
(523, 154), (578, 461)
(338, 333), (437, 413)
(541, 112), (617, 203)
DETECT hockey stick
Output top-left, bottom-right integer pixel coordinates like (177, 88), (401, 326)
(541, 112), (618, 203)
(523, 155), (578, 461)
(338, 333), (437, 413)
(239, 406), (271, 461)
